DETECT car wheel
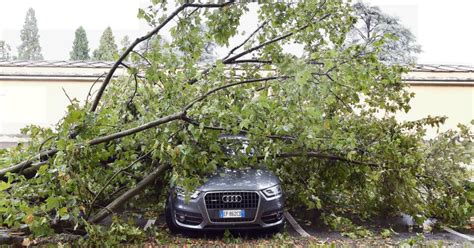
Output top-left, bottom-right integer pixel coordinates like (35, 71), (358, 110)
(165, 197), (181, 234)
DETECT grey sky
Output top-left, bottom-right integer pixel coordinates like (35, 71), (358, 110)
(0, 0), (473, 65)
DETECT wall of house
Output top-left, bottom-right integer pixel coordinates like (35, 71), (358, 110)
(396, 84), (473, 138)
(0, 64), (117, 138)
(0, 80), (101, 134)
(0, 66), (473, 141)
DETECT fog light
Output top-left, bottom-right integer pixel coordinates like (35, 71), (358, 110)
(176, 213), (186, 222)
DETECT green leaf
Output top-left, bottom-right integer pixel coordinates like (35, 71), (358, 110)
(0, 181), (11, 191)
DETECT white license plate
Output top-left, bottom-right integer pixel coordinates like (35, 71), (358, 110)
(219, 210), (245, 218)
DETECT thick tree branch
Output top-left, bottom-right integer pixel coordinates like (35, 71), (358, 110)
(90, 1), (235, 112)
(89, 162), (170, 224)
(88, 150), (153, 217)
(22, 161), (48, 178)
(88, 112), (184, 146)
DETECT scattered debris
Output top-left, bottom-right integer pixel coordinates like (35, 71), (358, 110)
(144, 218), (156, 231)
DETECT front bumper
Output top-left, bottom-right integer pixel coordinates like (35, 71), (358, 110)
(169, 190), (284, 230)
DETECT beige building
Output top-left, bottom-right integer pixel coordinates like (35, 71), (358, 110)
(0, 60), (125, 146)
(399, 64), (473, 138)
(0, 61), (473, 146)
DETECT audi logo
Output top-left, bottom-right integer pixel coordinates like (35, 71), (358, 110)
(222, 194), (242, 203)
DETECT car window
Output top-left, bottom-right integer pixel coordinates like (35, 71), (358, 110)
(219, 138), (255, 157)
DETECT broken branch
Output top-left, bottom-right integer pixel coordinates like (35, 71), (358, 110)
(89, 162), (170, 224)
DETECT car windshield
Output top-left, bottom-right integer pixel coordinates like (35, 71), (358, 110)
(219, 135), (255, 157)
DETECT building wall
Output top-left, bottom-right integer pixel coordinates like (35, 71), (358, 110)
(397, 84), (473, 138)
(0, 66), (473, 139)
(0, 62), (122, 138)
(0, 80), (101, 134)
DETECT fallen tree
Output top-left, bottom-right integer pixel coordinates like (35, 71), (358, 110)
(0, 0), (472, 238)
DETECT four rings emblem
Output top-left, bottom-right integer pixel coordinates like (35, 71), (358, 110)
(222, 195), (242, 203)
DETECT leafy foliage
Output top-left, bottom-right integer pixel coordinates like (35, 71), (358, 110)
(17, 8), (43, 60)
(70, 26), (90, 60)
(80, 217), (146, 246)
(0, 0), (472, 239)
(92, 27), (118, 61)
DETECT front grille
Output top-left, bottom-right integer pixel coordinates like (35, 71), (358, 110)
(205, 191), (259, 209)
(205, 191), (259, 223)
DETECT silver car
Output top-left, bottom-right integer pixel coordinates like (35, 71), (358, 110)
(165, 168), (285, 232)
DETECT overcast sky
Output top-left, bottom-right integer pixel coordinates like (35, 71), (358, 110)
(0, 0), (473, 65)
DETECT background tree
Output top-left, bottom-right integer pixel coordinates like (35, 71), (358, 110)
(120, 35), (131, 53)
(70, 26), (90, 60)
(0, 0), (471, 239)
(198, 25), (217, 64)
(0, 40), (11, 60)
(92, 27), (118, 61)
(346, 2), (421, 64)
(120, 35), (131, 62)
(17, 8), (43, 60)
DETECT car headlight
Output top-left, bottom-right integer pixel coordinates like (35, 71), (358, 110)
(262, 184), (282, 198)
(175, 186), (200, 199)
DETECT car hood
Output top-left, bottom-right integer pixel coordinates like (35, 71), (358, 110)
(199, 168), (280, 192)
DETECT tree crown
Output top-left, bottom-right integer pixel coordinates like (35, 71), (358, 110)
(92, 26), (118, 61)
(70, 26), (90, 60)
(17, 8), (43, 60)
(346, 2), (421, 64)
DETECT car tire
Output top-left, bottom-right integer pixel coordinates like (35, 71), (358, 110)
(165, 197), (181, 234)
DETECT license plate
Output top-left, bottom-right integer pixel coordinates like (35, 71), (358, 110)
(219, 210), (245, 218)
